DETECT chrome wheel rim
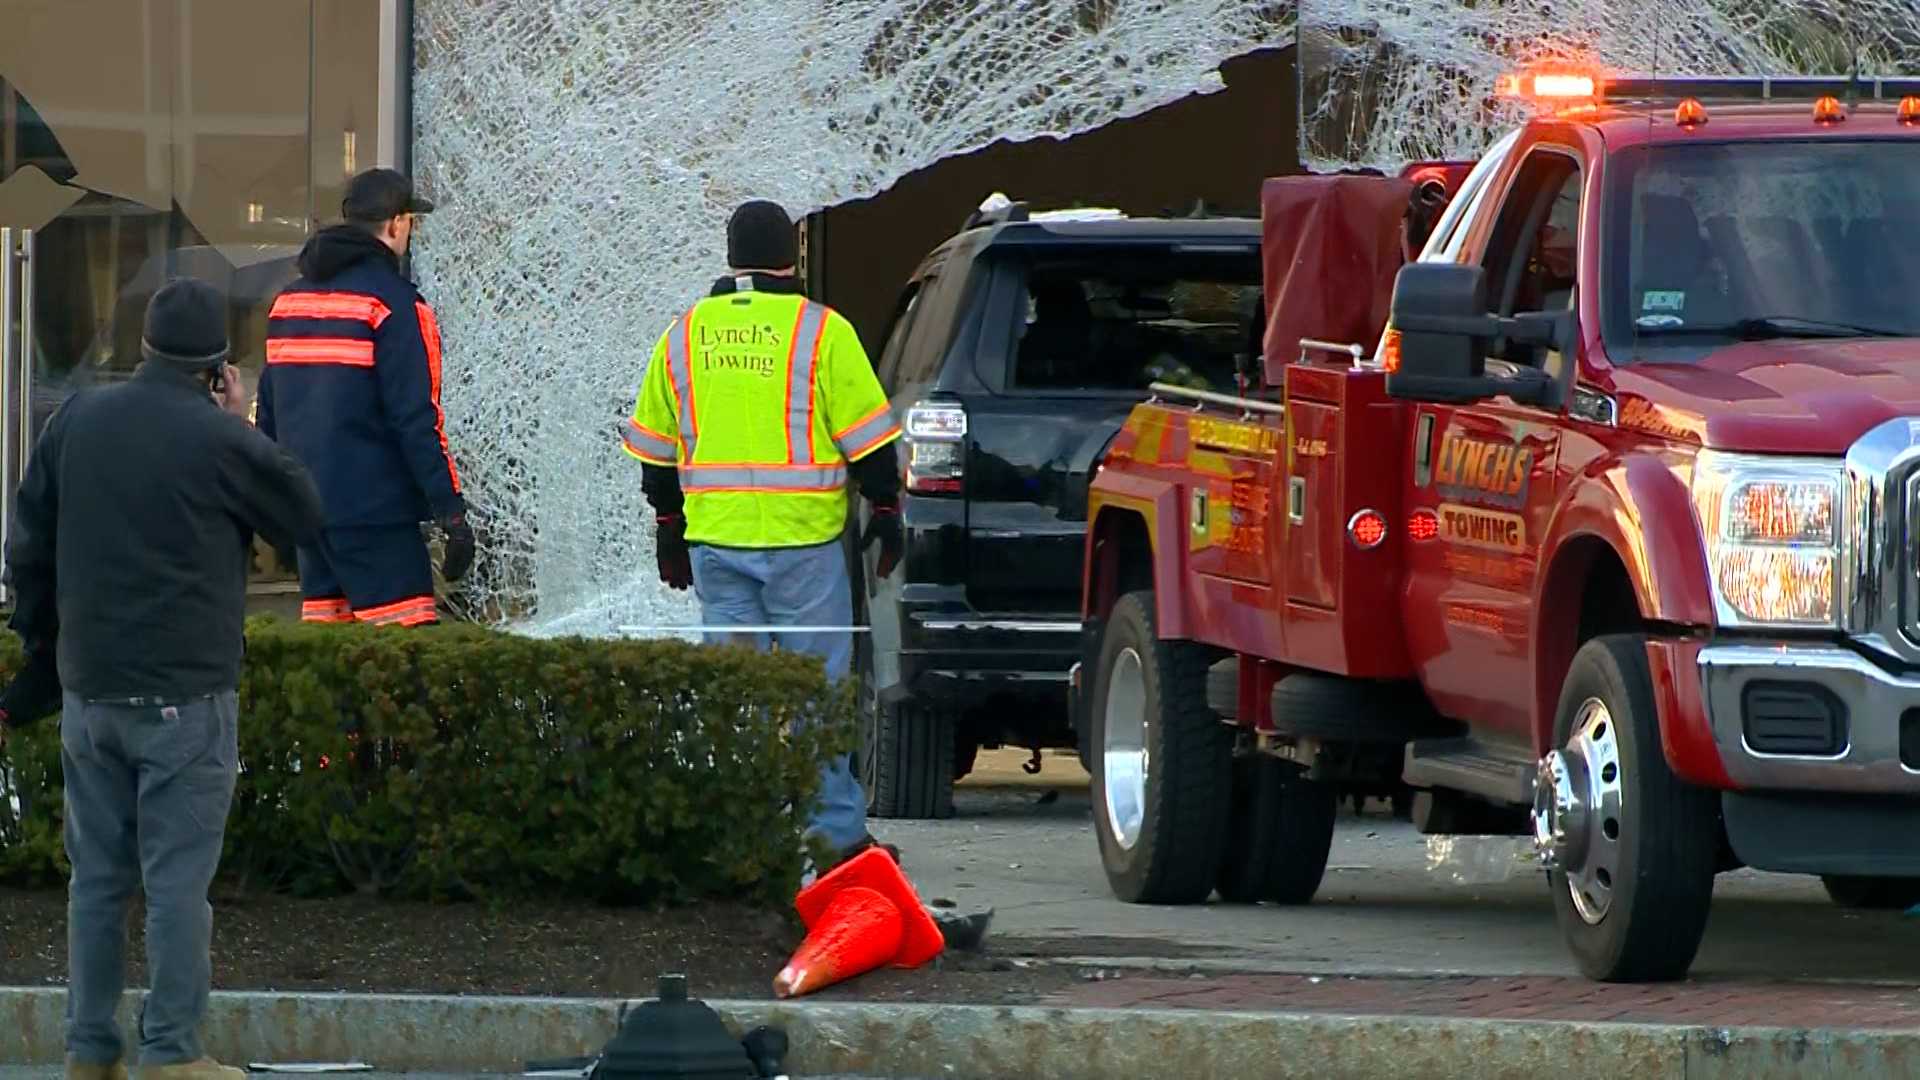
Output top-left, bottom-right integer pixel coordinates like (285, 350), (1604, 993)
(1532, 697), (1625, 925)
(1102, 647), (1149, 851)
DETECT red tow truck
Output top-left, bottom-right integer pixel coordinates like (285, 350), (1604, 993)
(1074, 70), (1920, 981)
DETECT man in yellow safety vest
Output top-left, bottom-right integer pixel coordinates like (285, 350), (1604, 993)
(622, 199), (903, 869)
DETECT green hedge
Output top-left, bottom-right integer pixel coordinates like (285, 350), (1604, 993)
(0, 620), (853, 906)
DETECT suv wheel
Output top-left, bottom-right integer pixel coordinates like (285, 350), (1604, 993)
(1536, 634), (1717, 982)
(1092, 591), (1232, 904)
(859, 652), (956, 820)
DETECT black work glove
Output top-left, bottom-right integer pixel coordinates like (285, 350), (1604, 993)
(438, 509), (476, 583)
(862, 502), (903, 579)
(0, 642), (63, 736)
(656, 513), (693, 591)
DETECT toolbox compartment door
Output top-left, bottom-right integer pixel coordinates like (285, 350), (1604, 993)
(1283, 397), (1341, 609)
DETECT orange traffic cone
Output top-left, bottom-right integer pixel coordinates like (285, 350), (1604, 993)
(773, 846), (945, 998)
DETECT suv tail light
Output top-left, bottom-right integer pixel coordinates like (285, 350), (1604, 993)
(905, 401), (967, 495)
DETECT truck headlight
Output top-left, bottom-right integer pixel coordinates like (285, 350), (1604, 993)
(1690, 451), (1844, 628)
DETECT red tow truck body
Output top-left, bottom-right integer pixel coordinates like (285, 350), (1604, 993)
(1078, 74), (1920, 981)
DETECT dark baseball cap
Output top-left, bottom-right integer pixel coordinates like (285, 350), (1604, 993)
(342, 168), (435, 223)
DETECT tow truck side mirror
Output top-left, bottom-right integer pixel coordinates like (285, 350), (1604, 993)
(1386, 263), (1555, 407)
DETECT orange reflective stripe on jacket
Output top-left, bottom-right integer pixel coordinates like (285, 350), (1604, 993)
(269, 292), (392, 328)
(355, 595), (437, 626)
(266, 338), (375, 367)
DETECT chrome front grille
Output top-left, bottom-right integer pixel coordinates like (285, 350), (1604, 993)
(1843, 418), (1920, 665)
(1905, 468), (1920, 649)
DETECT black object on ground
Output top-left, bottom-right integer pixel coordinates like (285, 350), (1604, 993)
(740, 1025), (790, 1079)
(589, 973), (757, 1080)
(927, 905), (994, 952)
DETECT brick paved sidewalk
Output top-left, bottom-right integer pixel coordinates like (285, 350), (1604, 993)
(1048, 972), (1920, 1030)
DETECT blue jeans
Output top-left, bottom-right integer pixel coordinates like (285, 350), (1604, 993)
(690, 540), (867, 854)
(61, 692), (239, 1067)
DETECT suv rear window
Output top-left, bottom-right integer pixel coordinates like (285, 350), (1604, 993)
(1009, 251), (1261, 393)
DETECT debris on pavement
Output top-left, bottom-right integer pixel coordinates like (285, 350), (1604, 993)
(926, 904), (994, 953)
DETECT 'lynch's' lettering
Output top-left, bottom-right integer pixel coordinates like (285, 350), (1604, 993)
(698, 323), (783, 348)
(1433, 434), (1531, 498)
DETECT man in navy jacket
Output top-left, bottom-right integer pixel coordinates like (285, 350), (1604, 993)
(259, 169), (473, 627)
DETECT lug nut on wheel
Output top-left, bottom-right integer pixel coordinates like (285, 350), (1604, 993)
(1531, 750), (1587, 871)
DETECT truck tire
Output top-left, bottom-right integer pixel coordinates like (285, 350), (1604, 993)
(1215, 756), (1271, 903)
(1538, 634), (1717, 982)
(1092, 591), (1232, 904)
(1821, 875), (1920, 910)
(1216, 756), (1337, 905)
(1260, 763), (1338, 904)
(859, 654), (956, 820)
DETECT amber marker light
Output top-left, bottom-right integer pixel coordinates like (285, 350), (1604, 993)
(1381, 328), (1404, 373)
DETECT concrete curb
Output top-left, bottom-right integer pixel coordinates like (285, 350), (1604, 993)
(5, 987), (1920, 1079)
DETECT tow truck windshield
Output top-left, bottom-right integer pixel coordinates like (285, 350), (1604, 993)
(1604, 140), (1920, 358)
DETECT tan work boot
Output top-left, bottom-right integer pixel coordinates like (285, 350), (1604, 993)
(133, 1060), (245, 1080)
(65, 1059), (129, 1080)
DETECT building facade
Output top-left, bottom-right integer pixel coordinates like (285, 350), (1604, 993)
(2, 1), (1295, 622)
(0, 0), (407, 591)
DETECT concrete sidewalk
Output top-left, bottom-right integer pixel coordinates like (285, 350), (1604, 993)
(885, 761), (1920, 984)
(6, 986), (1920, 1079)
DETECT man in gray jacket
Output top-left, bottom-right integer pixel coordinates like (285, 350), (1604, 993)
(0, 278), (326, 1080)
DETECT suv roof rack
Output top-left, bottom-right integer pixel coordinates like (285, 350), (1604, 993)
(962, 194), (1135, 231)
(1029, 207), (1125, 223)
(963, 195), (1029, 231)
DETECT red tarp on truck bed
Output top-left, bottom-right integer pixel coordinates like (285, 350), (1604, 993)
(1260, 174), (1414, 385)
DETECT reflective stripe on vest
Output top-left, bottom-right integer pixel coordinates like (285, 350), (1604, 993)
(665, 314), (698, 461)
(785, 302), (828, 463)
(622, 417), (676, 461)
(680, 463), (848, 492)
(833, 403), (898, 460)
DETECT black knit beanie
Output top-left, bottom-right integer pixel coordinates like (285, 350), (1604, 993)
(141, 278), (231, 370)
(727, 200), (797, 271)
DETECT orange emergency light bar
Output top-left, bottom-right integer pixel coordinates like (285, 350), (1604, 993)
(1499, 69), (1920, 109)
(1498, 70), (1599, 102)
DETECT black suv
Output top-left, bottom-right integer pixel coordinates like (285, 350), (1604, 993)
(855, 202), (1263, 817)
